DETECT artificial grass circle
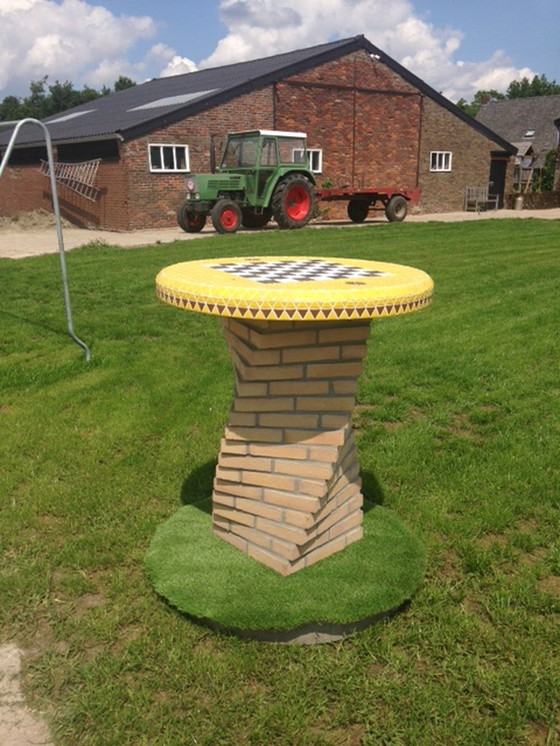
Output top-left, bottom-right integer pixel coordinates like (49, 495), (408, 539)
(145, 499), (426, 642)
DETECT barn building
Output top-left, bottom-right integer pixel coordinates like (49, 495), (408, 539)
(0, 35), (516, 230)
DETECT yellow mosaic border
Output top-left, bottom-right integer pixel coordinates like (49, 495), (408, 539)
(155, 256), (433, 321)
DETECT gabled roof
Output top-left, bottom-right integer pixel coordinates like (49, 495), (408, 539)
(1, 35), (515, 153)
(476, 95), (560, 163)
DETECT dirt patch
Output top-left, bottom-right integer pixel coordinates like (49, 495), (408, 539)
(0, 208), (73, 231)
(0, 643), (54, 746)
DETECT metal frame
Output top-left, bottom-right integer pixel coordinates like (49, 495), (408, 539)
(0, 118), (91, 361)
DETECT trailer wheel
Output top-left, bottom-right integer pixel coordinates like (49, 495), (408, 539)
(241, 208), (272, 229)
(385, 195), (408, 222)
(177, 202), (207, 233)
(211, 199), (242, 234)
(347, 200), (370, 223)
(272, 175), (315, 229)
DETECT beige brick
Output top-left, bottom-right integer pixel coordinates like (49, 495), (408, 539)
(262, 489), (321, 513)
(213, 481), (262, 501)
(247, 543), (291, 575)
(318, 324), (371, 344)
(223, 327), (282, 366)
(326, 509), (363, 542)
(235, 496), (283, 522)
(270, 537), (301, 562)
(300, 532), (348, 567)
(219, 454), (272, 472)
(290, 428), (349, 447)
(213, 506), (255, 528)
(296, 477), (329, 498)
(268, 380), (329, 396)
(306, 361), (364, 379)
(213, 526), (248, 554)
(282, 508), (314, 529)
(331, 380), (358, 395)
(214, 466), (241, 483)
(220, 440), (249, 455)
(281, 345), (340, 363)
(224, 426), (284, 443)
(234, 396), (294, 412)
(321, 413), (351, 429)
(296, 396), (355, 412)
(222, 318), (251, 342)
(258, 412), (319, 429)
(343, 526), (364, 547)
(233, 523), (273, 551)
(250, 443), (308, 460)
(212, 492), (236, 509)
(273, 458), (333, 480)
(341, 343), (368, 360)
(228, 411), (257, 427)
(235, 381), (268, 397)
(249, 327), (318, 350)
(242, 471), (297, 492)
(306, 444), (340, 462)
(255, 516), (308, 544)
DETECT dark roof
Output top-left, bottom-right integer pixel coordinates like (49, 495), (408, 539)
(1, 35), (515, 153)
(476, 95), (560, 164)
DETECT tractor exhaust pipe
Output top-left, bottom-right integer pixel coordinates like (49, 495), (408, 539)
(210, 134), (217, 173)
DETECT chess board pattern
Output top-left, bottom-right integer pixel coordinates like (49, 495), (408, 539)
(207, 260), (388, 285)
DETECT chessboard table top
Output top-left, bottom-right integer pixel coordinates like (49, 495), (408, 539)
(155, 256), (433, 322)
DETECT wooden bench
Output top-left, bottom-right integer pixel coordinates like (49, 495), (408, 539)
(464, 186), (499, 211)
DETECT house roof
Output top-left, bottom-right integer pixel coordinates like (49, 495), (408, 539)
(1, 35), (515, 153)
(476, 95), (560, 166)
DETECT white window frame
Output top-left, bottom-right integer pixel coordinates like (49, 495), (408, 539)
(149, 143), (190, 173)
(430, 151), (452, 172)
(293, 147), (323, 173)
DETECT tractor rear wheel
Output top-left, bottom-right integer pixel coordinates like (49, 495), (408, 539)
(177, 202), (206, 233)
(272, 175), (315, 229)
(211, 199), (242, 234)
(347, 200), (369, 223)
(385, 195), (408, 222)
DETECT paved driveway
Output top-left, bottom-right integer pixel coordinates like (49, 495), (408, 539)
(0, 208), (558, 259)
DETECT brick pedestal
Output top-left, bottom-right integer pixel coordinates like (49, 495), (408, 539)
(212, 317), (371, 575)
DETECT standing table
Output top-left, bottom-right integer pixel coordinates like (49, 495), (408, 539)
(155, 256), (433, 577)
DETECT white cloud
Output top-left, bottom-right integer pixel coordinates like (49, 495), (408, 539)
(200, 0), (537, 102)
(0, 0), (156, 95)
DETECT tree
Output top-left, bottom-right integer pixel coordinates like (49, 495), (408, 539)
(507, 74), (560, 99)
(457, 73), (560, 117)
(0, 76), (137, 121)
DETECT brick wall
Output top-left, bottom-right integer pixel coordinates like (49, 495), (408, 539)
(417, 97), (514, 213)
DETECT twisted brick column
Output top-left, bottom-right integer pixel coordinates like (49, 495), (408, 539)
(212, 317), (371, 575)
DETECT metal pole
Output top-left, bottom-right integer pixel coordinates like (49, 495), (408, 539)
(0, 118), (91, 361)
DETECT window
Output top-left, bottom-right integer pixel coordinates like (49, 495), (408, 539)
(293, 147), (323, 173)
(523, 129), (535, 139)
(430, 151), (452, 172)
(149, 144), (189, 172)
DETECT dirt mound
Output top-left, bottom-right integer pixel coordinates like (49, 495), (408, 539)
(0, 209), (73, 231)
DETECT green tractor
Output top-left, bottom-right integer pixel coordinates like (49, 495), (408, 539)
(176, 130), (316, 234)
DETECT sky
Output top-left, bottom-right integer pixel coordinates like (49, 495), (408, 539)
(0, 0), (558, 104)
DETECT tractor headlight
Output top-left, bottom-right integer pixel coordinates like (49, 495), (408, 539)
(186, 178), (196, 192)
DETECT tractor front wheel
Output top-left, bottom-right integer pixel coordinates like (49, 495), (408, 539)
(211, 199), (242, 234)
(177, 202), (207, 233)
(272, 175), (315, 229)
(385, 195), (408, 223)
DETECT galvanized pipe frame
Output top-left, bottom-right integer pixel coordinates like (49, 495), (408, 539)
(0, 118), (91, 361)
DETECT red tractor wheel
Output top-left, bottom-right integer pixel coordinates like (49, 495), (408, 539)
(272, 175), (315, 229)
(177, 202), (207, 233)
(211, 199), (242, 234)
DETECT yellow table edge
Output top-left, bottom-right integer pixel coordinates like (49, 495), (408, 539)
(156, 256), (434, 322)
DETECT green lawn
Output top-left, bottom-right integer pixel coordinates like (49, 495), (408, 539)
(1, 219), (559, 745)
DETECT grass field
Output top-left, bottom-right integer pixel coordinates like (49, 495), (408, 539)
(1, 219), (559, 745)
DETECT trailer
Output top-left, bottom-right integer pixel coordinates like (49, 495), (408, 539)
(315, 186), (422, 223)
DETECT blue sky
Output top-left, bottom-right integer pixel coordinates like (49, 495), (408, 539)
(1, 0), (558, 103)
